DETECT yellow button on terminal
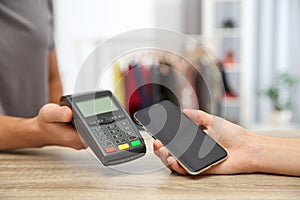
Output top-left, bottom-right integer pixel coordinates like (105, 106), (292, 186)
(118, 143), (129, 150)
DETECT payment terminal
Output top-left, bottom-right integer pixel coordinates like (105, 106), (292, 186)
(60, 90), (146, 166)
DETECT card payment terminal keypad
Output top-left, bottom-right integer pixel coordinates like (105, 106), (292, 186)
(88, 112), (141, 154)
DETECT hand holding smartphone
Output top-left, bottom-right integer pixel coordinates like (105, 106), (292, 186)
(134, 100), (227, 175)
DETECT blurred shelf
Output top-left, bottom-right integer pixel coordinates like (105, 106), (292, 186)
(220, 97), (240, 107)
(203, 0), (255, 127)
(214, 0), (241, 3)
(214, 28), (241, 38)
(223, 63), (240, 72)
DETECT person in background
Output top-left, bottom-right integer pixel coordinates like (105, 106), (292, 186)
(0, 0), (84, 150)
(154, 109), (300, 176)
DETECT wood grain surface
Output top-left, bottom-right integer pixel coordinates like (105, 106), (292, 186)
(0, 131), (299, 200)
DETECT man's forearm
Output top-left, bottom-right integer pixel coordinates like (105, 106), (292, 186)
(48, 50), (63, 104)
(0, 116), (42, 150)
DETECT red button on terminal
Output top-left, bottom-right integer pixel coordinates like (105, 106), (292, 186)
(105, 147), (116, 153)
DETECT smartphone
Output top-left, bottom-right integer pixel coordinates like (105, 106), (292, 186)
(134, 100), (227, 175)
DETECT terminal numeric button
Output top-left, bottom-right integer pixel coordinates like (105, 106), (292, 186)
(126, 131), (135, 136)
(119, 121), (128, 126)
(122, 126), (131, 131)
(109, 129), (120, 134)
(112, 133), (123, 139)
(93, 127), (103, 132)
(107, 125), (116, 130)
(115, 139), (126, 145)
(98, 136), (108, 141)
(103, 141), (113, 147)
(95, 132), (105, 137)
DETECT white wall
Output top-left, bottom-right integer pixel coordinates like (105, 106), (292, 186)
(54, 0), (184, 94)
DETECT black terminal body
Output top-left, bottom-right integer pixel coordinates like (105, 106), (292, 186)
(60, 90), (146, 166)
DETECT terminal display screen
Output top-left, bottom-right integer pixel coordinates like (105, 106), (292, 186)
(76, 97), (118, 117)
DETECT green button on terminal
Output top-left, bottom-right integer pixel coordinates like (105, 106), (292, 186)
(131, 140), (141, 147)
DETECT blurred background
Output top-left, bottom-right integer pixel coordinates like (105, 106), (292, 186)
(53, 0), (300, 130)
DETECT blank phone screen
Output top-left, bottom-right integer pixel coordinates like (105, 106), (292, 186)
(134, 100), (227, 173)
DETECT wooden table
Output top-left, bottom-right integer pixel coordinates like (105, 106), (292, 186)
(1, 131), (300, 200)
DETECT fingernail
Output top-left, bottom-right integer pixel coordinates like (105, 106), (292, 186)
(157, 140), (162, 146)
(167, 156), (175, 164)
(153, 141), (158, 149)
(159, 147), (165, 154)
(154, 149), (160, 157)
(62, 109), (67, 121)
